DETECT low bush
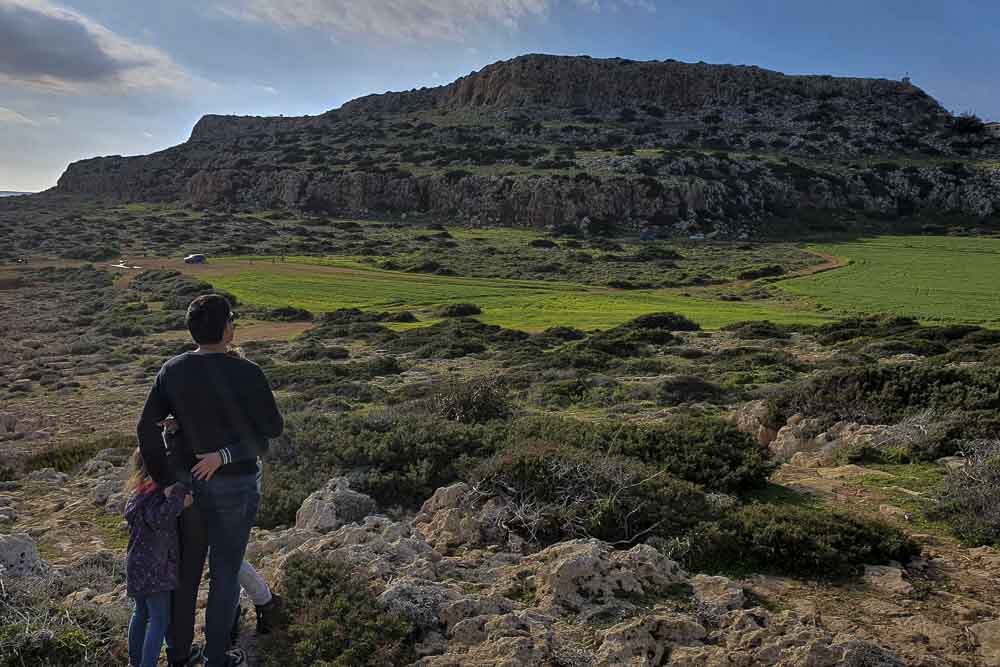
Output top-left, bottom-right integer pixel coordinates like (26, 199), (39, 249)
(262, 555), (414, 666)
(435, 303), (481, 318)
(507, 414), (774, 494)
(766, 363), (1000, 429)
(472, 440), (710, 545)
(722, 320), (793, 340)
(688, 504), (920, 577)
(286, 342), (350, 362)
(933, 439), (1000, 546)
(429, 376), (513, 424)
(25, 433), (133, 474)
(657, 375), (725, 405)
(259, 411), (503, 525)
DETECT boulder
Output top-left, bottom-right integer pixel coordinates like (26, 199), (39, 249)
(25, 467), (69, 484)
(596, 613), (707, 666)
(0, 533), (46, 577)
(734, 399), (778, 446)
(377, 576), (463, 630)
(527, 539), (685, 613)
(690, 574), (745, 611)
(863, 565), (914, 596)
(294, 477), (378, 533)
(969, 619), (1000, 666)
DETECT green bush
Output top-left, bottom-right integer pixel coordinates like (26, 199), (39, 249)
(262, 555), (414, 667)
(767, 363), (1000, 429)
(435, 303), (481, 317)
(656, 375), (724, 405)
(429, 376), (513, 424)
(25, 433), (133, 474)
(689, 504), (920, 577)
(932, 440), (1000, 546)
(507, 414), (774, 494)
(259, 411), (503, 526)
(473, 440), (710, 545)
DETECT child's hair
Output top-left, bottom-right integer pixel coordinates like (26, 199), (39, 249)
(125, 448), (153, 494)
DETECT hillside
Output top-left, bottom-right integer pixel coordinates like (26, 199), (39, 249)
(53, 54), (1000, 237)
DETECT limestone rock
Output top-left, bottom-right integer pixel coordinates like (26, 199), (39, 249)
(25, 467), (69, 484)
(969, 619), (1000, 666)
(863, 565), (915, 596)
(596, 613), (707, 666)
(294, 477), (378, 533)
(690, 574), (745, 612)
(377, 576), (463, 630)
(734, 399), (778, 446)
(527, 539), (685, 613)
(0, 533), (46, 577)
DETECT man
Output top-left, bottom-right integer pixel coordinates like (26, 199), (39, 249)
(137, 294), (283, 667)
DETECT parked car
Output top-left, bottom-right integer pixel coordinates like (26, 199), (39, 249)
(184, 254), (207, 264)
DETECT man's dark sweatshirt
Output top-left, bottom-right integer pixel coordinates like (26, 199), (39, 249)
(137, 351), (283, 485)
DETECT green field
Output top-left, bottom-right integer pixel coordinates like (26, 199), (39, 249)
(194, 235), (1000, 331)
(782, 236), (1000, 324)
(200, 258), (828, 331)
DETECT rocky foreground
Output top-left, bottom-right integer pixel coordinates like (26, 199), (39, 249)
(3, 442), (1000, 666)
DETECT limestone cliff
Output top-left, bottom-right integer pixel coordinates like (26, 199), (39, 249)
(54, 54), (1000, 235)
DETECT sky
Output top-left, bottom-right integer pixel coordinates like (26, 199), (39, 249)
(1, 0), (997, 192)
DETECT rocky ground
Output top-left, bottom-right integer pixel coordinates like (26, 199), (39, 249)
(2, 437), (999, 666)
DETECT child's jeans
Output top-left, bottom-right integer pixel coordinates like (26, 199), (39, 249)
(129, 592), (171, 667)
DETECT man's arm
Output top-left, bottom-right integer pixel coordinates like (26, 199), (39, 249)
(219, 364), (283, 462)
(192, 364), (283, 479)
(137, 372), (172, 485)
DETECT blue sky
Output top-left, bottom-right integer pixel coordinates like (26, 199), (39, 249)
(1, 0), (997, 191)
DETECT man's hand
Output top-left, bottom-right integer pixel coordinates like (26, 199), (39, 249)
(183, 492), (193, 509)
(192, 452), (223, 481)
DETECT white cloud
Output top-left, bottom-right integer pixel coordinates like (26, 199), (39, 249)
(143, 131), (154, 138)
(218, 0), (553, 41)
(261, 85), (278, 94)
(0, 106), (37, 125)
(0, 0), (190, 94)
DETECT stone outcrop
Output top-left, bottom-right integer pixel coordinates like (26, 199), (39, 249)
(294, 476), (378, 533)
(0, 533), (46, 577)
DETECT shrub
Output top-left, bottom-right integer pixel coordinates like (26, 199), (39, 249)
(736, 265), (785, 280)
(286, 342), (350, 362)
(952, 112), (985, 135)
(507, 414), (774, 494)
(430, 376), (513, 424)
(766, 363), (1000, 428)
(259, 411), (503, 525)
(688, 504), (920, 577)
(262, 555), (414, 667)
(264, 306), (314, 322)
(434, 303), (481, 318)
(722, 320), (793, 340)
(25, 433), (133, 474)
(933, 439), (1000, 546)
(656, 375), (724, 405)
(472, 440), (710, 545)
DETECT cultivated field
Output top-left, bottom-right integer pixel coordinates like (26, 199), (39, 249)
(782, 235), (1000, 324)
(188, 257), (830, 331)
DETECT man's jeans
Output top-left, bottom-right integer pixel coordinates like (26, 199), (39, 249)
(168, 471), (259, 667)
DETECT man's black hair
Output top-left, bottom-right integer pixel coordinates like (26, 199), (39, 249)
(186, 294), (232, 344)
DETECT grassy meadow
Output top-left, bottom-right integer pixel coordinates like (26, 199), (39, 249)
(197, 257), (830, 331)
(782, 236), (1000, 324)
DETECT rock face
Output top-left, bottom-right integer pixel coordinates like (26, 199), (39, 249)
(0, 533), (46, 577)
(294, 477), (378, 533)
(52, 54), (1000, 236)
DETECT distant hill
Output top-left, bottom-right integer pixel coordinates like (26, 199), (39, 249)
(0, 191), (31, 197)
(53, 54), (1000, 237)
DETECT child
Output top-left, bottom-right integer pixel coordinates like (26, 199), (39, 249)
(124, 448), (191, 667)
